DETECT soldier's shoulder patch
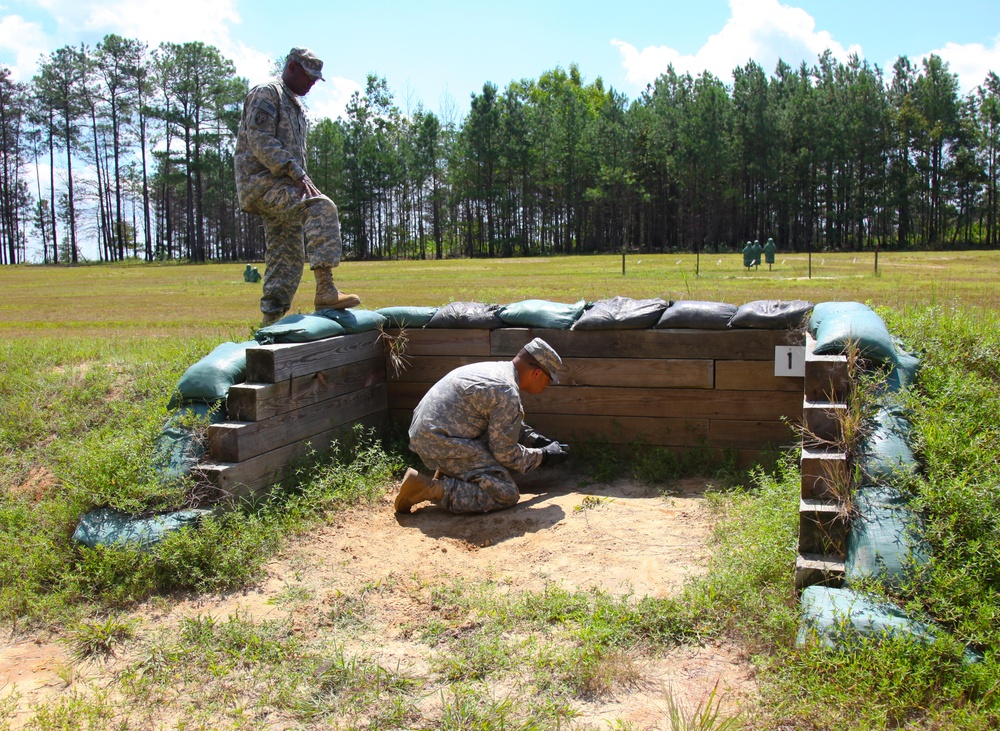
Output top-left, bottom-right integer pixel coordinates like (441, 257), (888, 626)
(255, 99), (277, 117)
(249, 98), (276, 130)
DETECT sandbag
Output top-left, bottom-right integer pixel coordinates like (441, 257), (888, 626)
(886, 349), (921, 393)
(571, 296), (668, 330)
(72, 506), (214, 551)
(808, 301), (872, 330)
(315, 308), (388, 333)
(858, 406), (918, 485)
(729, 300), (814, 329)
(845, 484), (930, 588)
(498, 299), (587, 330)
(654, 301), (737, 330)
(152, 403), (227, 486)
(376, 306), (438, 328)
(798, 586), (941, 651)
(170, 340), (258, 406)
(425, 301), (504, 329)
(810, 302), (897, 364)
(255, 313), (346, 344)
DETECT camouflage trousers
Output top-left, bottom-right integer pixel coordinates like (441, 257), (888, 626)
(259, 180), (343, 316)
(409, 435), (520, 514)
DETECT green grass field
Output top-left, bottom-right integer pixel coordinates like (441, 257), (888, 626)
(1, 250), (997, 340)
(1, 252), (999, 730)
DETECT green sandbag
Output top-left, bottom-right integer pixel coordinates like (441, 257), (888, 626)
(796, 586), (970, 657)
(887, 349), (921, 392)
(170, 340), (258, 407)
(808, 301), (872, 330)
(498, 299), (587, 330)
(255, 313), (346, 344)
(315, 308), (388, 333)
(858, 406), (918, 485)
(153, 403), (227, 486)
(72, 506), (214, 551)
(376, 305), (438, 328)
(809, 302), (897, 365)
(571, 296), (668, 330)
(845, 484), (930, 588)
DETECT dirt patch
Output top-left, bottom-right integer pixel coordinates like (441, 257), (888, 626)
(8, 467), (59, 503)
(0, 472), (756, 728)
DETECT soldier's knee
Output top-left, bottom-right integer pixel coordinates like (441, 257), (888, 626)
(304, 195), (337, 216)
(495, 489), (519, 509)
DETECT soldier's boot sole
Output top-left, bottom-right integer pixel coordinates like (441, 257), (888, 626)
(314, 293), (361, 309)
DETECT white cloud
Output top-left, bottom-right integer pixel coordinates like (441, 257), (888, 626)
(925, 36), (1000, 93)
(613, 0), (862, 88)
(305, 76), (365, 123)
(226, 40), (277, 87)
(9, 0), (257, 80)
(0, 14), (53, 81)
(35, 0), (241, 47)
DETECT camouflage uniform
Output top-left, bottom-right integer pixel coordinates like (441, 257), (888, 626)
(408, 361), (545, 513)
(235, 80), (342, 317)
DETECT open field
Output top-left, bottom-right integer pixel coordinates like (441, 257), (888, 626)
(1, 253), (999, 729)
(1, 250), (998, 340)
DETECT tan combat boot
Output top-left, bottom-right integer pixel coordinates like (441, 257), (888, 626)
(394, 468), (444, 513)
(313, 266), (361, 310)
(260, 309), (287, 327)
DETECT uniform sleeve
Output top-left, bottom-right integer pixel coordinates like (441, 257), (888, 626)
(242, 86), (306, 181)
(485, 386), (544, 473)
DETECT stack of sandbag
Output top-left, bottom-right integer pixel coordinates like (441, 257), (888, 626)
(797, 302), (962, 659)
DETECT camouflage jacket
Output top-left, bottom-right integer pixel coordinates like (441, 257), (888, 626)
(234, 80), (309, 213)
(409, 361), (543, 474)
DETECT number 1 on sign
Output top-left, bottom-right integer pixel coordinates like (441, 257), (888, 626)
(775, 346), (805, 377)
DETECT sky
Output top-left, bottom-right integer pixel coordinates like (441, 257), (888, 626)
(2, 0), (1000, 123)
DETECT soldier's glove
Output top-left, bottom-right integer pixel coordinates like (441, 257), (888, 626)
(540, 441), (570, 468)
(523, 427), (554, 448)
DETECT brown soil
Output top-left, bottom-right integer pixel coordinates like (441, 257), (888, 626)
(0, 471), (757, 729)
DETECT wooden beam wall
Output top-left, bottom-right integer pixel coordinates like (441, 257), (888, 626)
(388, 327), (803, 458)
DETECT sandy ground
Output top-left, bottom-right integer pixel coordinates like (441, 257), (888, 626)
(1, 470), (757, 729)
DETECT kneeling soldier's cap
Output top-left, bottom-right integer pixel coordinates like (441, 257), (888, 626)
(287, 48), (324, 81)
(523, 338), (562, 384)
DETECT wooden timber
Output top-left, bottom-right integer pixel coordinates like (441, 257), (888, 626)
(796, 336), (851, 591)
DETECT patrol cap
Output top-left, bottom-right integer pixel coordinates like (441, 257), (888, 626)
(287, 48), (324, 81)
(521, 337), (562, 384)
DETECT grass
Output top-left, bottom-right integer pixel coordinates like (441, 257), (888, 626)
(2, 254), (1000, 728)
(1, 250), (998, 341)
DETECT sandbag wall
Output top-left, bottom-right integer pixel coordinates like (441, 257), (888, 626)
(796, 301), (927, 591)
(792, 304), (967, 661)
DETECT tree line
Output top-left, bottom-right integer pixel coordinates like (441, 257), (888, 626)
(2, 36), (999, 266)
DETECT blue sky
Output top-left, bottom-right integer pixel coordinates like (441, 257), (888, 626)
(2, 0), (999, 122)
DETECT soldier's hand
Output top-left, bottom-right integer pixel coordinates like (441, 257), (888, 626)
(298, 174), (323, 200)
(540, 441), (570, 468)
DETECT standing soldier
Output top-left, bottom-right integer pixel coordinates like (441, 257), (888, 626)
(235, 47), (360, 326)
